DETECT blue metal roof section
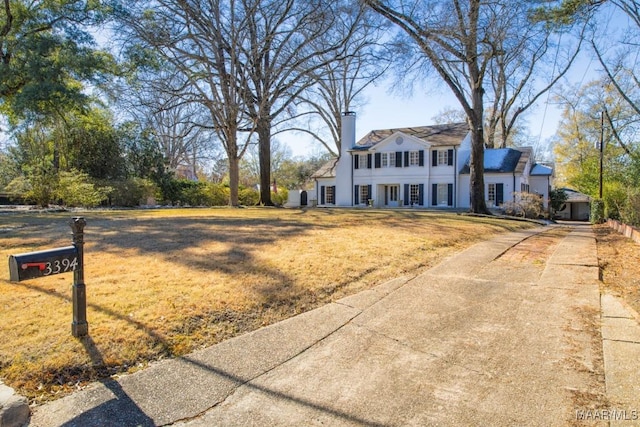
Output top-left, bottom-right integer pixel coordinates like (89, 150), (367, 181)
(531, 163), (553, 176)
(459, 148), (522, 174)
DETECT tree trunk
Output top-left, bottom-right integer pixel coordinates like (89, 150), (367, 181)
(228, 155), (240, 207)
(257, 117), (273, 206)
(469, 87), (490, 214)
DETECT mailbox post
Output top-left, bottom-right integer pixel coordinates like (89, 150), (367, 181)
(8, 217), (88, 337)
(70, 217), (87, 337)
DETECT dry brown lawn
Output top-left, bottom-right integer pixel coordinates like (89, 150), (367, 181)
(594, 224), (640, 316)
(0, 207), (533, 404)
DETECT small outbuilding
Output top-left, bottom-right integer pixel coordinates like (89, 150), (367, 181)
(555, 188), (591, 221)
(285, 189), (317, 208)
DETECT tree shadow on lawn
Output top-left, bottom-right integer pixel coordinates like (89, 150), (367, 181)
(3, 214), (327, 282)
(82, 216), (328, 297)
(86, 215), (325, 252)
(17, 282), (382, 427)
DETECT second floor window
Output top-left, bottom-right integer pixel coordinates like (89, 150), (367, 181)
(438, 150), (449, 165)
(359, 154), (368, 169)
(409, 151), (420, 166)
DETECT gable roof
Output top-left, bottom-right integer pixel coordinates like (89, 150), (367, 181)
(531, 163), (553, 176)
(354, 122), (469, 149)
(311, 158), (338, 179)
(459, 148), (524, 174)
(560, 188), (591, 203)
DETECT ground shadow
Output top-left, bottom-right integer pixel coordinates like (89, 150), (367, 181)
(59, 336), (155, 427)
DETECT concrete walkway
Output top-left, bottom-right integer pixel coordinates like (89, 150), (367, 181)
(27, 224), (639, 426)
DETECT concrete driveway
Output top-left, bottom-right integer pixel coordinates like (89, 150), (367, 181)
(29, 223), (638, 426)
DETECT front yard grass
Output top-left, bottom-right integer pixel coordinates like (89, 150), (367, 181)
(0, 207), (532, 404)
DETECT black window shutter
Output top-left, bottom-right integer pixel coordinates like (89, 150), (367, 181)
(396, 151), (402, 167)
(354, 154), (359, 169)
(404, 151), (409, 167)
(367, 153), (372, 169)
(448, 183), (454, 206)
(367, 185), (372, 200)
(354, 185), (360, 204)
(320, 186), (325, 205)
(419, 150), (424, 166)
(432, 150), (438, 167)
(404, 184), (410, 205)
(375, 153), (381, 168)
(432, 183), (438, 206)
(448, 149), (454, 166)
(419, 184), (424, 206)
(496, 183), (504, 205)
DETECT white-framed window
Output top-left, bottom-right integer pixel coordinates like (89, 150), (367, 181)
(409, 151), (420, 166)
(360, 185), (370, 203)
(438, 150), (449, 165)
(410, 184), (420, 205)
(359, 154), (368, 169)
(326, 186), (335, 204)
(381, 152), (389, 168)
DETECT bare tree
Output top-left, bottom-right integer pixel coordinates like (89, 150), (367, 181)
(364, 0), (491, 213)
(591, 1), (640, 116)
(117, 68), (215, 178)
(484, 2), (586, 148)
(365, 0), (582, 213)
(234, 0), (362, 205)
(116, 0), (256, 206)
(291, 7), (391, 156)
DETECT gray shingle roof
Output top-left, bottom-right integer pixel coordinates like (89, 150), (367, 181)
(560, 188), (591, 202)
(354, 122), (469, 149)
(310, 158), (338, 179)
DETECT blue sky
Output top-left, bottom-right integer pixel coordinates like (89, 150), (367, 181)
(281, 78), (574, 160)
(280, 4), (629, 160)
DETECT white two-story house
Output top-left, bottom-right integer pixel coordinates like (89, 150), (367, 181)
(312, 112), (553, 210)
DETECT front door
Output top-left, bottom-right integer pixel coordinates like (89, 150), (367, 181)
(385, 185), (400, 207)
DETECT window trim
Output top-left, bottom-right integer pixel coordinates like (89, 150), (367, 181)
(359, 154), (368, 169)
(409, 151), (420, 166)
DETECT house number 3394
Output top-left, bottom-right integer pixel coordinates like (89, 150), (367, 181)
(43, 258), (78, 275)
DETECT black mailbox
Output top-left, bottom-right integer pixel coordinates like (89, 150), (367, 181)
(9, 245), (79, 282)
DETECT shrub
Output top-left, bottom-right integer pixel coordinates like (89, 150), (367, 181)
(603, 181), (626, 221)
(590, 198), (605, 224)
(239, 186), (259, 206)
(271, 188), (289, 206)
(179, 180), (208, 206)
(620, 188), (640, 227)
(201, 182), (229, 206)
(56, 170), (111, 208)
(107, 178), (158, 207)
(503, 192), (544, 219)
(6, 165), (58, 207)
(549, 188), (568, 217)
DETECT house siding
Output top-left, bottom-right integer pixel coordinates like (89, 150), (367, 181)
(315, 117), (552, 210)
